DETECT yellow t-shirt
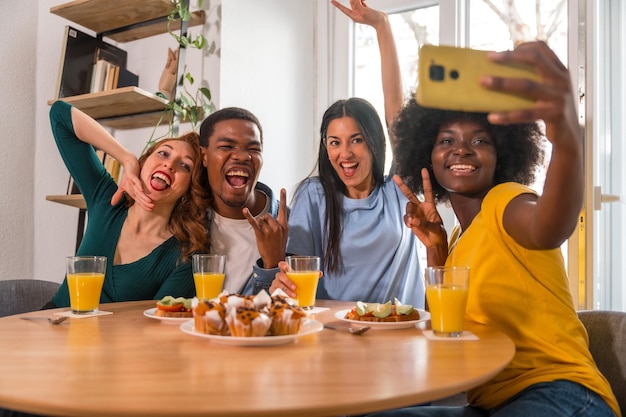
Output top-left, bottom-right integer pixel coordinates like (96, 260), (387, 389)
(447, 182), (620, 417)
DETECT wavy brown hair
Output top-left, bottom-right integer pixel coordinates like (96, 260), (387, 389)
(131, 132), (211, 260)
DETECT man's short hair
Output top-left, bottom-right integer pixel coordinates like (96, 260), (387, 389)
(199, 107), (264, 147)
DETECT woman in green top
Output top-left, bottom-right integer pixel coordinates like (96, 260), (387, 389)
(46, 100), (210, 308)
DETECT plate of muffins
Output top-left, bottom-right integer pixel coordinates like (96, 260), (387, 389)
(180, 290), (323, 346)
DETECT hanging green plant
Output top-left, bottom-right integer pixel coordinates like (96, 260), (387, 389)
(167, 0), (207, 49)
(144, 0), (214, 153)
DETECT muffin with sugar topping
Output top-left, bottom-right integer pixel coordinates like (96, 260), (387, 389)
(226, 306), (272, 337)
(193, 298), (228, 335)
(268, 301), (307, 336)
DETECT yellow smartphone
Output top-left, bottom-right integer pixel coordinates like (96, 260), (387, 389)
(416, 44), (540, 112)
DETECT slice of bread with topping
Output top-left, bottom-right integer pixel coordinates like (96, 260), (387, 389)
(345, 299), (420, 322)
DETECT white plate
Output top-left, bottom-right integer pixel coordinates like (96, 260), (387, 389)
(179, 319), (324, 346)
(143, 308), (193, 325)
(335, 309), (430, 330)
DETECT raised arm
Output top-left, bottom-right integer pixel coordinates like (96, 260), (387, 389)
(331, 0), (403, 130)
(484, 41), (583, 249)
(69, 106), (135, 166)
(158, 47), (179, 101)
(69, 105), (153, 210)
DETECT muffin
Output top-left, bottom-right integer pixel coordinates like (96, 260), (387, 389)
(225, 306), (272, 337)
(193, 298), (228, 335)
(268, 301), (307, 336)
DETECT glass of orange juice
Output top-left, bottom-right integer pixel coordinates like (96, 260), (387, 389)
(192, 254), (226, 300)
(285, 255), (321, 310)
(66, 256), (107, 314)
(425, 266), (470, 337)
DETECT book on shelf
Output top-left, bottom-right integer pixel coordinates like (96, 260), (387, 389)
(90, 59), (120, 93)
(96, 149), (106, 164)
(90, 46), (125, 93)
(103, 154), (121, 183)
(110, 65), (120, 90)
(90, 59), (107, 93)
(54, 25), (128, 99)
(94, 46), (125, 68)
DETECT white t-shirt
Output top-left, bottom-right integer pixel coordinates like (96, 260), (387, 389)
(210, 192), (270, 293)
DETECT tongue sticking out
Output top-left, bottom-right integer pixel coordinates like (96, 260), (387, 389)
(151, 177), (169, 191)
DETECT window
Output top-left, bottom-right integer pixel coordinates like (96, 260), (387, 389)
(591, 0), (626, 311)
(467, 0), (569, 276)
(352, 2), (442, 269)
(354, 4), (439, 174)
(468, 0), (567, 59)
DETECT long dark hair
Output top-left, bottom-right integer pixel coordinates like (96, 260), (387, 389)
(299, 97), (386, 273)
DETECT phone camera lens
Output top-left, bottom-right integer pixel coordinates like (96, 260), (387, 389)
(429, 63), (445, 81)
(449, 70), (459, 80)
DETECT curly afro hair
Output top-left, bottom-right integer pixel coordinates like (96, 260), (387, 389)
(392, 98), (545, 204)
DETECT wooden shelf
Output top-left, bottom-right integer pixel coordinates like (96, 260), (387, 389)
(50, 0), (205, 42)
(46, 194), (86, 210)
(47, 0), (209, 251)
(98, 107), (205, 130)
(49, 1), (207, 130)
(48, 87), (169, 129)
(48, 88), (205, 129)
(96, 111), (169, 130)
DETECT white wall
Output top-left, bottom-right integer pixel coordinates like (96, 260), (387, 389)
(221, 0), (318, 197)
(0, 2), (38, 280)
(1, 0), (320, 283)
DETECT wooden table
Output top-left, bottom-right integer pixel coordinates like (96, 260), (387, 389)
(0, 300), (514, 417)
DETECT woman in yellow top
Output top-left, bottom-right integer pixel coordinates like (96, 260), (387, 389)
(367, 42), (620, 417)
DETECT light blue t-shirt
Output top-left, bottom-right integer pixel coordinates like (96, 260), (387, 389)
(286, 177), (425, 308)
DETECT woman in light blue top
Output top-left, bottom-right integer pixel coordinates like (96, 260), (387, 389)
(267, 0), (424, 307)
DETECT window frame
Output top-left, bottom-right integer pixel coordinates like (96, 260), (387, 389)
(325, 0), (622, 310)
(327, 0), (466, 105)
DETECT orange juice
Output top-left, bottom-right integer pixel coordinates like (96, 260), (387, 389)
(67, 272), (105, 313)
(426, 284), (469, 336)
(194, 272), (225, 299)
(286, 271), (320, 309)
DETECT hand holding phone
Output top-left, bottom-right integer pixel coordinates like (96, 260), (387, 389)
(416, 44), (540, 113)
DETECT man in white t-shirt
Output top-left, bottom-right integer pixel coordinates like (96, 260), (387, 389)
(198, 107), (287, 294)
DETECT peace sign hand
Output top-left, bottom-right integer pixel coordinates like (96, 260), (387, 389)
(393, 171), (449, 265)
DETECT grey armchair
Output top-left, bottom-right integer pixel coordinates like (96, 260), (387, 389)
(578, 310), (626, 414)
(0, 279), (60, 317)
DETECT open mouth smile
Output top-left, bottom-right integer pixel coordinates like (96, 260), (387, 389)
(150, 171), (171, 191)
(225, 169), (250, 188)
(340, 161), (359, 177)
(448, 164), (477, 173)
